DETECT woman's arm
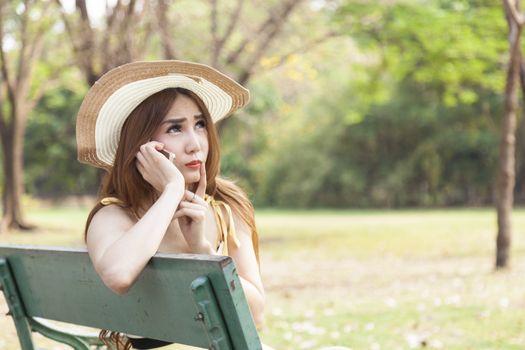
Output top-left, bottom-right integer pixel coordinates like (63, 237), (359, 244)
(88, 142), (217, 295)
(87, 183), (184, 295)
(87, 141), (191, 295)
(229, 212), (266, 328)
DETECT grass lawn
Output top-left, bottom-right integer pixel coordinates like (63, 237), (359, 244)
(1, 205), (525, 349)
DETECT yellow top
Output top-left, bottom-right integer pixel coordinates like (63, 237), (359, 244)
(100, 197), (125, 206)
(204, 194), (241, 256)
(99, 194), (242, 257)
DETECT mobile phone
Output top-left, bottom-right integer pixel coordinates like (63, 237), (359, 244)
(159, 149), (171, 159)
(159, 149), (175, 162)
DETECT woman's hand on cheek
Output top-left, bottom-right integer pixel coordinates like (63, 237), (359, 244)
(174, 164), (212, 253)
(135, 141), (185, 195)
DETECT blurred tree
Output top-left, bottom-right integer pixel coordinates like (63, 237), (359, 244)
(155, 0), (340, 135)
(54, 0), (156, 189)
(25, 85), (99, 197)
(339, 0), (504, 105)
(50, 0), (341, 196)
(496, 0), (523, 269)
(0, 0), (61, 231)
(8, 0), (514, 215)
(250, 0), (504, 208)
(56, 0), (154, 86)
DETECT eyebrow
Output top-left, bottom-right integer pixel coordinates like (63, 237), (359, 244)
(161, 114), (204, 124)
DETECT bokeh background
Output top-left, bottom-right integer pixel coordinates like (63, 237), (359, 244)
(2, 0), (525, 349)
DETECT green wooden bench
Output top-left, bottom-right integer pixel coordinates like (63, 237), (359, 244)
(0, 245), (262, 350)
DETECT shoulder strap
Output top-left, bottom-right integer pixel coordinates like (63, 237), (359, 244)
(205, 194), (241, 257)
(100, 196), (125, 206)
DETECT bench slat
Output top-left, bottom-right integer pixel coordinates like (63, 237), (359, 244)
(0, 245), (262, 349)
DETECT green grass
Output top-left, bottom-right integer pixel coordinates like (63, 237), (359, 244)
(258, 208), (525, 258)
(2, 206), (525, 349)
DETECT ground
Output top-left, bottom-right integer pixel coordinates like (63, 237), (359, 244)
(1, 205), (524, 349)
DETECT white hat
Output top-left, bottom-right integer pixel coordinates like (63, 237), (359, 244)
(76, 60), (250, 169)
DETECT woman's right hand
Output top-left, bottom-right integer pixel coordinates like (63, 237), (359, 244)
(135, 141), (185, 194)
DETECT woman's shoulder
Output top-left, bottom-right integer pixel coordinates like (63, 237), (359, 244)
(88, 202), (135, 234)
(94, 202), (129, 216)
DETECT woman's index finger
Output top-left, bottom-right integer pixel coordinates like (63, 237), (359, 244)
(196, 163), (207, 198)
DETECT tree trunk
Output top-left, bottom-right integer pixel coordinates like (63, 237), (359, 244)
(496, 6), (522, 268)
(0, 105), (33, 232)
(0, 1), (55, 233)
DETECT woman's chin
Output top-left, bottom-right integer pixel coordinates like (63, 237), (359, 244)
(183, 174), (200, 185)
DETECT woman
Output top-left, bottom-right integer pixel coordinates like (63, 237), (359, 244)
(76, 61), (265, 349)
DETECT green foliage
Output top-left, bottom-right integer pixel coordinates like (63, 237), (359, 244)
(219, 77), (283, 199)
(348, 81), (500, 207)
(254, 75), (354, 207)
(245, 0), (507, 208)
(13, 0), (512, 208)
(24, 86), (99, 196)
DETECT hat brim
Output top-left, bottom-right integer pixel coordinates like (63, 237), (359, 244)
(76, 60), (249, 169)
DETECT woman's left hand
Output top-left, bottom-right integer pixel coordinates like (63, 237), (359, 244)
(174, 164), (212, 253)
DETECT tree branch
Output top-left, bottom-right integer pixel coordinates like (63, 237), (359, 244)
(104, 0), (122, 31)
(27, 78), (61, 112)
(16, 0), (32, 91)
(102, 0), (125, 70)
(27, 2), (50, 66)
(136, 1), (154, 58)
(215, 0), (244, 65)
(210, 0), (219, 65)
(114, 0), (149, 67)
(56, 0), (76, 47)
(74, 0), (97, 85)
(0, 2), (14, 100)
(0, 78), (8, 145)
(118, 0), (137, 63)
(504, 0), (525, 26)
(237, 0), (304, 84)
(254, 31), (341, 74)
(127, 0), (136, 16)
(157, 0), (176, 59)
(222, 0), (244, 44)
(225, 1), (291, 66)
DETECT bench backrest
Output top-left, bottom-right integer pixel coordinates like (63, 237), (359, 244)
(0, 245), (262, 350)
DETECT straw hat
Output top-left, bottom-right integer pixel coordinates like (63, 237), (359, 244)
(76, 60), (250, 169)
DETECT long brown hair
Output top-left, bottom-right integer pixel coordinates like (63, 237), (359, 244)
(86, 87), (259, 349)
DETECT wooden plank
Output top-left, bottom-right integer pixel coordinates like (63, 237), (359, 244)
(0, 245), (238, 348)
(0, 258), (35, 350)
(208, 261), (263, 349)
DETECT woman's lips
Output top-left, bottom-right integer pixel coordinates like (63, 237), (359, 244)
(185, 160), (202, 169)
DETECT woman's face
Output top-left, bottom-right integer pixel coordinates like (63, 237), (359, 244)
(151, 94), (209, 185)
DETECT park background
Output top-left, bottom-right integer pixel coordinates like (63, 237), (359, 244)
(2, 0), (525, 349)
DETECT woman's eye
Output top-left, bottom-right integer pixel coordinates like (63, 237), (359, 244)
(167, 124), (182, 133)
(196, 120), (207, 129)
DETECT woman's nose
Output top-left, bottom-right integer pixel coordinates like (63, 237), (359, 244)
(185, 130), (201, 153)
